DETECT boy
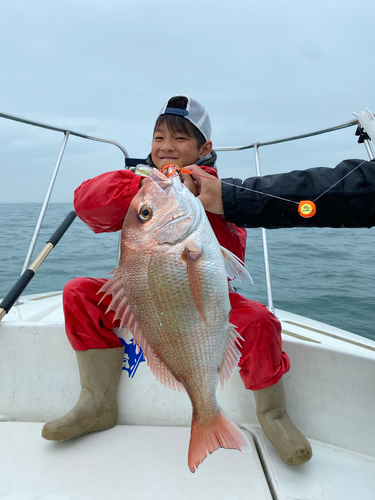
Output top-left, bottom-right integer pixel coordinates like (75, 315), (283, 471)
(42, 96), (312, 466)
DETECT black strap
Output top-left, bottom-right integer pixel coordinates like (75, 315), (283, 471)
(125, 158), (147, 167)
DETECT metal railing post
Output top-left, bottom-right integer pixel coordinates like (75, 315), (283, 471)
(364, 139), (375, 160)
(0, 110), (130, 283)
(253, 144), (275, 314)
(21, 132), (70, 274)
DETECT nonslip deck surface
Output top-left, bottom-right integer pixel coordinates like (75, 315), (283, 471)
(0, 422), (271, 500)
(2, 422), (375, 500)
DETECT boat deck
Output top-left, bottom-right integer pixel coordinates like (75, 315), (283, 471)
(2, 422), (374, 499)
(1, 291), (375, 499)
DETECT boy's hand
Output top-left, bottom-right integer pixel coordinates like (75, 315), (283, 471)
(182, 172), (199, 197)
(188, 165), (224, 215)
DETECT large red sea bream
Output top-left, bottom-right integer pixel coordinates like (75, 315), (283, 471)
(98, 165), (252, 471)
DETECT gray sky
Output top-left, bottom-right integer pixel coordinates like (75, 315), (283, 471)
(1, 0), (374, 203)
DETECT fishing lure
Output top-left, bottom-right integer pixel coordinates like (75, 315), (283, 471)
(160, 161), (183, 178)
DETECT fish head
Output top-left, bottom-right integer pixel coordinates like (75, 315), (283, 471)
(122, 169), (202, 249)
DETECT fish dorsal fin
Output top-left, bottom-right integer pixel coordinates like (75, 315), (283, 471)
(130, 322), (186, 393)
(97, 267), (123, 306)
(218, 324), (244, 388)
(220, 246), (254, 284)
(97, 268), (131, 329)
(98, 268), (186, 393)
(182, 246), (206, 323)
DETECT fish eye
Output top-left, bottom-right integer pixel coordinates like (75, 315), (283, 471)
(139, 205), (153, 221)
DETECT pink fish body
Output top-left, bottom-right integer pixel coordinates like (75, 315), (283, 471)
(99, 168), (251, 471)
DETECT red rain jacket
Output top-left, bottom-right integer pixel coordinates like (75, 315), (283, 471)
(74, 166), (247, 262)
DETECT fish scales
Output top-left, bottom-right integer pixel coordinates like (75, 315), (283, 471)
(100, 167), (251, 471)
(124, 244), (228, 412)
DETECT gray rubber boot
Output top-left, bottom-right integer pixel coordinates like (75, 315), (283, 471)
(253, 378), (312, 465)
(42, 346), (124, 441)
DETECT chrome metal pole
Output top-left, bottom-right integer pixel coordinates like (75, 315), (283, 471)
(214, 118), (358, 152)
(254, 144), (275, 314)
(0, 111), (129, 159)
(21, 132), (70, 274)
(364, 139), (375, 160)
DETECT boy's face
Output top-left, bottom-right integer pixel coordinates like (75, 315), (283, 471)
(151, 123), (212, 170)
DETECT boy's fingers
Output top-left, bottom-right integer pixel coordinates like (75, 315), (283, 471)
(187, 164), (224, 215)
(188, 164), (215, 191)
(183, 173), (199, 196)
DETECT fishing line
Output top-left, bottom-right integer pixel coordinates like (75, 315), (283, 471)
(219, 179), (300, 205)
(182, 168), (299, 205)
(184, 159), (369, 219)
(312, 160), (367, 202)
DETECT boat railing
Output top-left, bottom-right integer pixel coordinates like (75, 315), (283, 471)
(1, 110), (374, 314)
(0, 111), (129, 275)
(214, 118), (374, 313)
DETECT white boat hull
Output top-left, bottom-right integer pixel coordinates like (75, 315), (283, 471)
(1, 291), (375, 499)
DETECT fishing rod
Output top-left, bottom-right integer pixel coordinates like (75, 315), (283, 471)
(0, 211), (77, 322)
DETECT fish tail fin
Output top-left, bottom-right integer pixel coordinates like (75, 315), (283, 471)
(188, 410), (251, 473)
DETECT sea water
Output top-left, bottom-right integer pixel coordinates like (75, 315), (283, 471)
(1, 203), (374, 341)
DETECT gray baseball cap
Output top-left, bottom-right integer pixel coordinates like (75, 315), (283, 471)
(159, 95), (212, 141)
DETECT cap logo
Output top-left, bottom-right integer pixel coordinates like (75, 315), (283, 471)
(165, 107), (189, 117)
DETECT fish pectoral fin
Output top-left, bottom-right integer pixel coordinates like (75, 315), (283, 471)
(182, 246), (206, 323)
(220, 246), (254, 284)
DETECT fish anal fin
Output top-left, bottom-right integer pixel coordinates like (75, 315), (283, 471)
(188, 410), (251, 472)
(182, 246), (206, 323)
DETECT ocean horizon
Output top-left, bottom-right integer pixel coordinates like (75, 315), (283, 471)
(1, 202), (374, 342)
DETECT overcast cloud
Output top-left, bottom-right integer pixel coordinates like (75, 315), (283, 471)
(1, 0), (374, 203)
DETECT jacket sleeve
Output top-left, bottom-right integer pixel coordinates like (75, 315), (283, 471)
(74, 169), (143, 233)
(222, 159), (375, 228)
